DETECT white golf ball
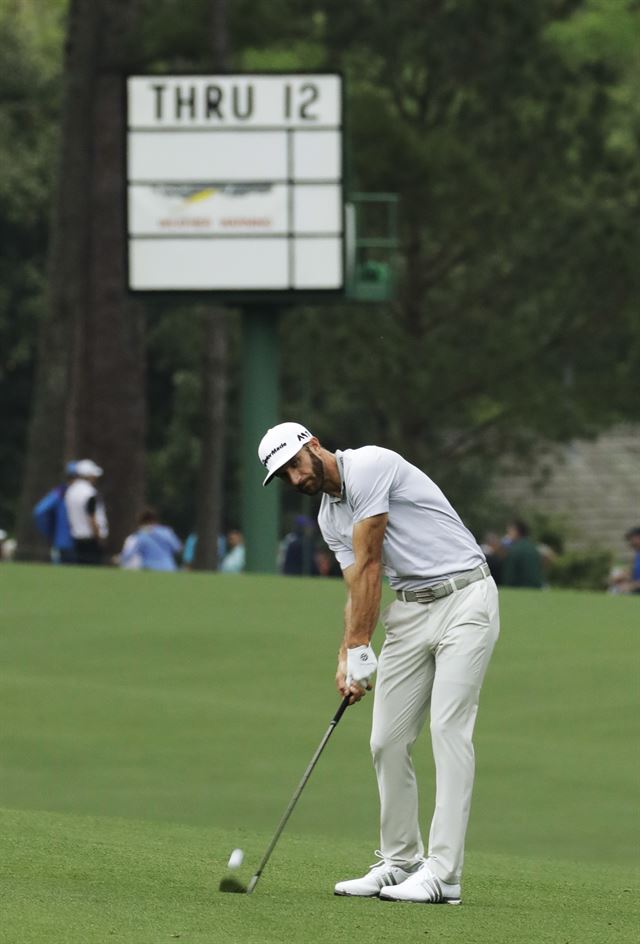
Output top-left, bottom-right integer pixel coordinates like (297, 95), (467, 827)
(227, 848), (244, 870)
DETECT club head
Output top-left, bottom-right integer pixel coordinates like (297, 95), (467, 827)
(219, 876), (248, 894)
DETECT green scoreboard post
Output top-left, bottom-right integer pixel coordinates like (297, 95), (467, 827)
(241, 308), (280, 573)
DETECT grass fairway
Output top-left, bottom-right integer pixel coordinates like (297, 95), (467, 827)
(2, 564), (639, 943)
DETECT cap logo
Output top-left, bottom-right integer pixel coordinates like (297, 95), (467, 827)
(262, 441), (287, 467)
(297, 431), (310, 442)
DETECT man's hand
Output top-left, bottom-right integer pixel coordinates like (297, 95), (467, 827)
(347, 644), (378, 690)
(336, 647), (377, 704)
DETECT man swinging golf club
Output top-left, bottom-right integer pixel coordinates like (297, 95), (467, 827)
(258, 423), (500, 904)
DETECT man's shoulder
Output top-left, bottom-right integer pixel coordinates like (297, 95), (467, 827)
(342, 445), (399, 473)
(66, 479), (90, 497)
(152, 525), (172, 537)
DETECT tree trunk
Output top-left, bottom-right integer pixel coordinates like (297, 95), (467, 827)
(15, 0), (146, 560)
(193, 0), (231, 571)
(193, 310), (229, 570)
(81, 0), (146, 554)
(15, 0), (99, 560)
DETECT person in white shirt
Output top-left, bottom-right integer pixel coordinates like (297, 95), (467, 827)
(64, 459), (109, 565)
(258, 422), (500, 904)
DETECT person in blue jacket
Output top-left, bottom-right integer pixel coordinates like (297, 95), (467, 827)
(120, 508), (183, 572)
(32, 461), (78, 563)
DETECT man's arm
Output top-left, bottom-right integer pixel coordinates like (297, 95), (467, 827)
(336, 512), (388, 703)
(86, 494), (100, 540)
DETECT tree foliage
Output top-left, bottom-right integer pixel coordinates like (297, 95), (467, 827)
(278, 0), (640, 530)
(0, 2), (64, 526)
(1, 0), (638, 542)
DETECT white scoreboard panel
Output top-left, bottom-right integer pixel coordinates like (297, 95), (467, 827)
(126, 75), (344, 293)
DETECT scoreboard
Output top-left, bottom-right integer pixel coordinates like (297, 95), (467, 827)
(126, 74), (344, 294)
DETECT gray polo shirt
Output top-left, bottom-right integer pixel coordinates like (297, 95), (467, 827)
(318, 447), (485, 591)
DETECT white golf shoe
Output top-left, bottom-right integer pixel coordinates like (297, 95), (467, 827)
(379, 862), (462, 904)
(334, 851), (421, 897)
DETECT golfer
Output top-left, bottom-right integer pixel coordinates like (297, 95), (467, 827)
(258, 422), (500, 904)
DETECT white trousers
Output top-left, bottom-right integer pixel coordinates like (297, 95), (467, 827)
(371, 576), (500, 884)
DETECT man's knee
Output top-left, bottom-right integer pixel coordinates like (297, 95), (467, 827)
(370, 729), (415, 763)
(430, 714), (474, 752)
(429, 683), (479, 740)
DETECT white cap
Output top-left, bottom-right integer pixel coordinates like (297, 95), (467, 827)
(258, 422), (312, 486)
(76, 459), (104, 478)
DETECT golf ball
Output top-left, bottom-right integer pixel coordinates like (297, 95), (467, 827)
(227, 848), (244, 870)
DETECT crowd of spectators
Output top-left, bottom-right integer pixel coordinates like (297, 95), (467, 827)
(0, 462), (637, 594)
(482, 519), (549, 589)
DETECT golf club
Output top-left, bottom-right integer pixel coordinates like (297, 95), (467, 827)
(220, 694), (351, 894)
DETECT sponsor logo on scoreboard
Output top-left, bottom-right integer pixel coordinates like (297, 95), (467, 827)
(129, 183), (286, 235)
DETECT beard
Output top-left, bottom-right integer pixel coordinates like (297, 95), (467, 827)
(296, 449), (325, 495)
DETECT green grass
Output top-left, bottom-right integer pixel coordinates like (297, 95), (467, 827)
(2, 564), (639, 943)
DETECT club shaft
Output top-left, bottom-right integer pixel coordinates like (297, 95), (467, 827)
(247, 696), (350, 893)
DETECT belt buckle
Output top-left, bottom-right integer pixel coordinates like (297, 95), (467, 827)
(415, 586), (436, 603)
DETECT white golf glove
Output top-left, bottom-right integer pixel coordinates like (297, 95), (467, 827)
(346, 644), (378, 689)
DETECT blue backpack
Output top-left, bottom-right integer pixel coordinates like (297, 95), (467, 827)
(33, 486), (74, 550)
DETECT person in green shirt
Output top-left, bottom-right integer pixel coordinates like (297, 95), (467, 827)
(502, 519), (544, 588)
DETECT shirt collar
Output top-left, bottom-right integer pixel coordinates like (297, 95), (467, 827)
(328, 450), (345, 503)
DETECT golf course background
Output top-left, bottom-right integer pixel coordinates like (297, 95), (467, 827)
(2, 564), (638, 943)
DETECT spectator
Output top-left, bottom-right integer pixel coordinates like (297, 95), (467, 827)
(279, 514), (319, 576)
(609, 527), (640, 595)
(64, 459), (108, 565)
(32, 461), (78, 563)
(480, 532), (505, 585)
(120, 508), (182, 572)
(502, 519), (544, 588)
(118, 532), (142, 570)
(626, 527), (640, 594)
(219, 529), (245, 573)
(182, 532), (198, 569)
(314, 546), (341, 577)
(1, 532), (17, 561)
(182, 532), (227, 569)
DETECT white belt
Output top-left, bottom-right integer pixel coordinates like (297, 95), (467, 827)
(396, 562), (491, 604)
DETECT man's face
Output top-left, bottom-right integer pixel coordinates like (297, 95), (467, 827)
(628, 533), (640, 552)
(277, 445), (325, 495)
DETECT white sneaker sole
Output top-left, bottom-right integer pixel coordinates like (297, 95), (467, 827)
(334, 889), (382, 897)
(380, 895), (462, 905)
